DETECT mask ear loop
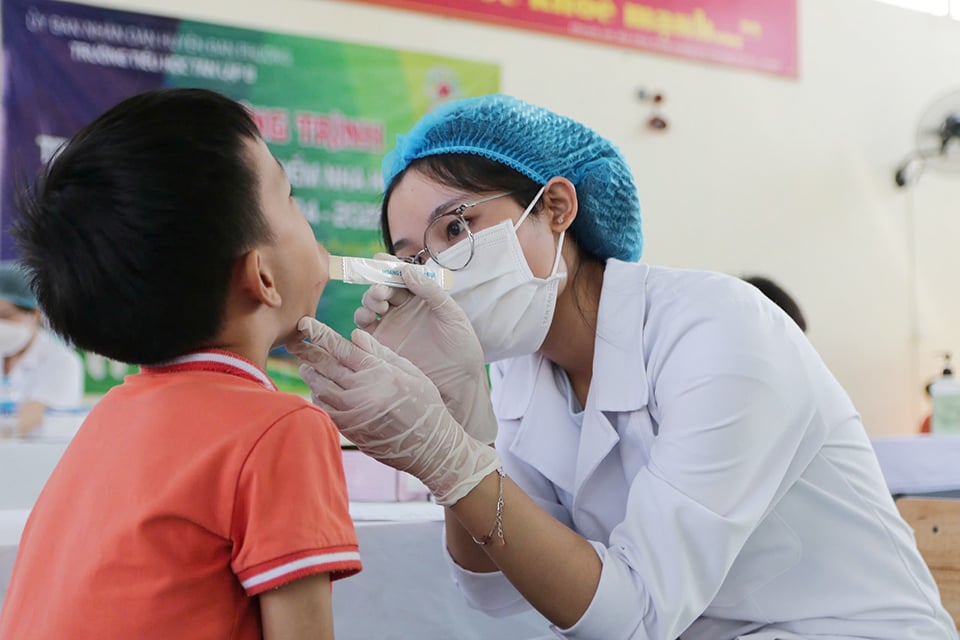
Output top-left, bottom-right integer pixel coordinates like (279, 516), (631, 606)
(514, 186), (546, 230)
(551, 230), (566, 277)
(514, 185), (565, 278)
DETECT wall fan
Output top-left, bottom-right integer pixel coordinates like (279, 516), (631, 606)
(895, 87), (960, 188)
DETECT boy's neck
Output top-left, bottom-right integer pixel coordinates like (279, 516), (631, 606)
(203, 322), (277, 371)
(209, 344), (270, 371)
(213, 282), (292, 372)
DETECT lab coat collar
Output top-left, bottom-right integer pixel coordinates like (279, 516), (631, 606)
(589, 259), (650, 412)
(495, 260), (653, 496)
(504, 355), (582, 495)
(494, 260), (651, 418)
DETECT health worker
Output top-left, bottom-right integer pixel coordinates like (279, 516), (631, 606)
(0, 260), (84, 436)
(289, 95), (957, 640)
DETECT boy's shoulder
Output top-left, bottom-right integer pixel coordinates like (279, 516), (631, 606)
(97, 369), (335, 439)
(256, 389), (333, 425)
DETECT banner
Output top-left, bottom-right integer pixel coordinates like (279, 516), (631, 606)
(0, 0), (499, 332)
(1, 0), (499, 393)
(351, 0), (797, 77)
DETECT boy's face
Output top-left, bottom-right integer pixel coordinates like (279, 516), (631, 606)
(247, 137), (329, 346)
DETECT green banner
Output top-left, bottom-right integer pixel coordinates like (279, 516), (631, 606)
(164, 19), (500, 341)
(166, 25), (499, 394)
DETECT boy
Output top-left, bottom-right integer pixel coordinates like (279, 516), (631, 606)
(0, 89), (360, 639)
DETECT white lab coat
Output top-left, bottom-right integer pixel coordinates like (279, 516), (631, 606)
(7, 330), (83, 409)
(446, 261), (957, 640)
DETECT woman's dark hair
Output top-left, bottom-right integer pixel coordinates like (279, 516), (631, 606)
(13, 88), (269, 364)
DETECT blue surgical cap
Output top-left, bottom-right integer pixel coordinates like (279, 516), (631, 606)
(0, 261), (37, 309)
(382, 94), (643, 262)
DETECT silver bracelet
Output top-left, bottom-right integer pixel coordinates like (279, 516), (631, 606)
(472, 468), (506, 547)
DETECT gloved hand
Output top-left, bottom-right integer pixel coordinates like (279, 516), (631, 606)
(288, 317), (501, 507)
(354, 255), (498, 445)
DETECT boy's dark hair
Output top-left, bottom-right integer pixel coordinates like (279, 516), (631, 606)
(742, 275), (807, 333)
(13, 88), (269, 364)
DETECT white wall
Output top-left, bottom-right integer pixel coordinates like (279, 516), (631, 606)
(45, 0), (960, 435)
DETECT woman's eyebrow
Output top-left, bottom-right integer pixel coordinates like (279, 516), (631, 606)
(391, 196), (466, 253)
(428, 196), (465, 224)
(391, 192), (479, 252)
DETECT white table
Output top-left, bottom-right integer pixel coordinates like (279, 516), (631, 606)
(0, 440), (70, 510)
(870, 434), (960, 496)
(0, 408), (86, 510)
(336, 507), (550, 640)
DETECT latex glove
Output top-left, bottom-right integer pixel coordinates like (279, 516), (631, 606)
(353, 254), (497, 445)
(288, 317), (500, 507)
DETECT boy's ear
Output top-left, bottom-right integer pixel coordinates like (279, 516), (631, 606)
(238, 249), (282, 308)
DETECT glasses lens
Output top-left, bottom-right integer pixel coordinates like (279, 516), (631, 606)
(425, 213), (473, 270)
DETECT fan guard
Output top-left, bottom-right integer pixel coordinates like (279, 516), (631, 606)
(895, 87), (960, 187)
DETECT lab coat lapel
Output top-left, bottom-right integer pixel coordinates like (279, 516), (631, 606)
(501, 355), (581, 496)
(571, 261), (652, 535)
(571, 407), (624, 539)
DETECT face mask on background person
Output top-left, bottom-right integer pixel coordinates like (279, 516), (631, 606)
(0, 318), (34, 357)
(431, 186), (566, 363)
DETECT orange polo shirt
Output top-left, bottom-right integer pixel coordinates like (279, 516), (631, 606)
(0, 350), (360, 639)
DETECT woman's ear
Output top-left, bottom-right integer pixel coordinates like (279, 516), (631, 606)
(542, 177), (578, 233)
(237, 249), (282, 308)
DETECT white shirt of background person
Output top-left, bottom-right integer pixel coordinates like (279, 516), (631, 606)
(0, 267), (84, 437)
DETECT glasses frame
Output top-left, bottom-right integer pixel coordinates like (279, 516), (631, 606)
(401, 191), (514, 271)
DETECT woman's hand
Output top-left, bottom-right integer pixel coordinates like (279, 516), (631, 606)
(353, 257), (497, 445)
(288, 318), (500, 506)
(291, 320), (603, 630)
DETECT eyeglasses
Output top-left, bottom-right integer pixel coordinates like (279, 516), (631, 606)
(400, 191), (514, 271)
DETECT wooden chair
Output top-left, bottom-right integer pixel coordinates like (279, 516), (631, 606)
(896, 497), (960, 628)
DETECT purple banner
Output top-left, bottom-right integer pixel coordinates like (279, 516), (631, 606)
(1, 0), (180, 257)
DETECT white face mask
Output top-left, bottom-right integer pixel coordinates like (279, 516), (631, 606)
(0, 319), (33, 357)
(432, 187), (566, 363)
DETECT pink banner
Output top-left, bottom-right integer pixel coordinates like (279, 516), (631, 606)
(354, 0), (797, 77)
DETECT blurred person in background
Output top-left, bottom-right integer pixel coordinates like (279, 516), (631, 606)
(0, 260), (84, 436)
(742, 275), (807, 333)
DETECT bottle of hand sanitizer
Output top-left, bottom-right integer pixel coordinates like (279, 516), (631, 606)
(929, 352), (960, 434)
(0, 375), (18, 438)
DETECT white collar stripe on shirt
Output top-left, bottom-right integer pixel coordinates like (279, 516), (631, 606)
(240, 551), (362, 589)
(149, 351), (277, 391)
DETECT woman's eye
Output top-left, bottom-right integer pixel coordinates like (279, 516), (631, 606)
(445, 218), (466, 241)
